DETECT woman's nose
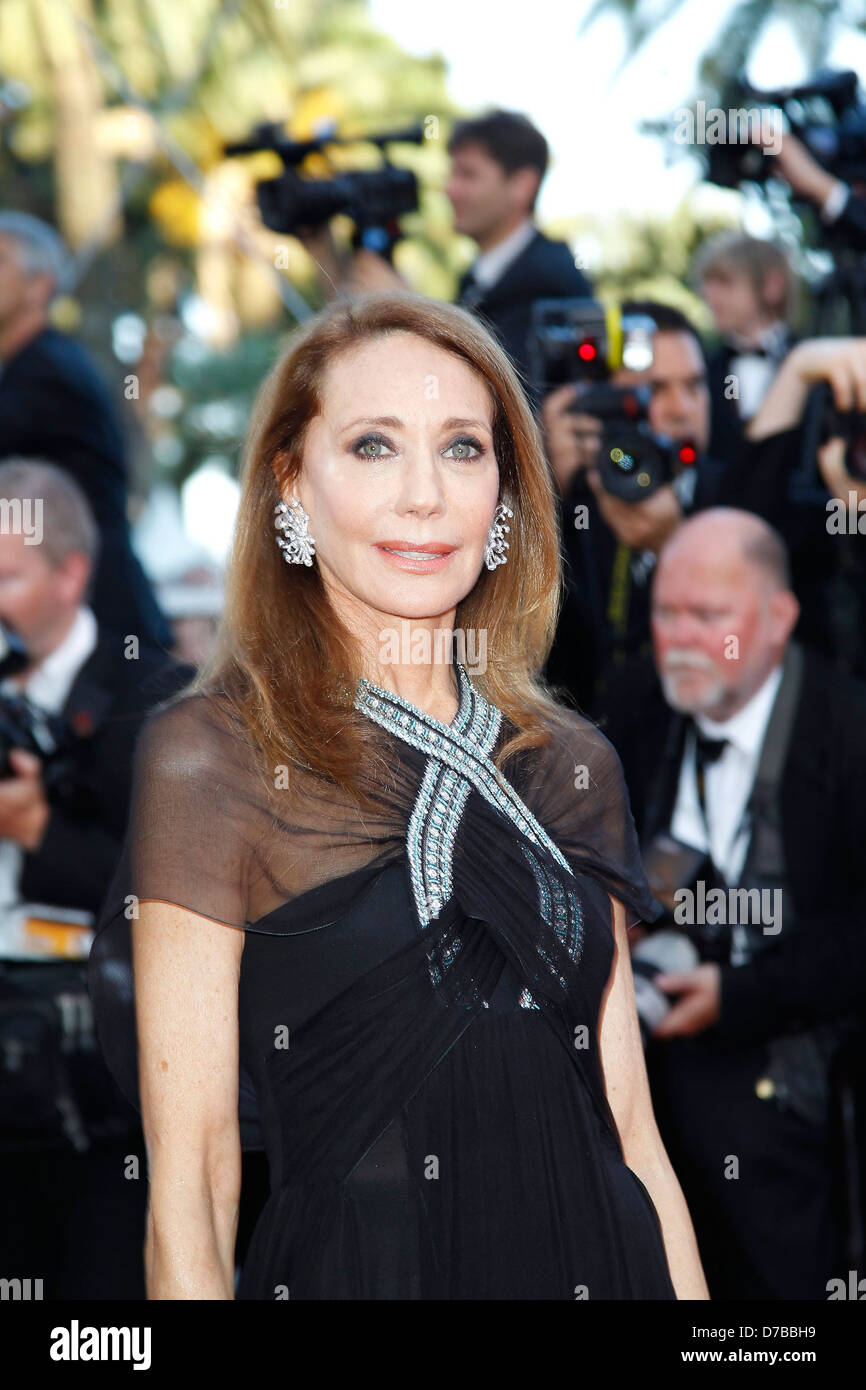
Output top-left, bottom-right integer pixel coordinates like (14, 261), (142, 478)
(395, 456), (445, 515)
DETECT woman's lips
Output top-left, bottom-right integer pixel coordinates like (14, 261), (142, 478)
(374, 544), (456, 574)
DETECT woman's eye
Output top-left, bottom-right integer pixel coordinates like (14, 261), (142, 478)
(353, 434), (393, 458)
(443, 436), (483, 460)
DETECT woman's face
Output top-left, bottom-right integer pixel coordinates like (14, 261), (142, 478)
(287, 331), (502, 626)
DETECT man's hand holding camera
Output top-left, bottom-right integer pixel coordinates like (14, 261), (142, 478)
(295, 224), (408, 299)
(344, 248), (408, 294)
(747, 336), (866, 502)
(586, 471), (683, 553)
(749, 336), (866, 441)
(543, 381), (684, 551)
(756, 128), (841, 210)
(649, 962), (721, 1038)
(0, 746), (50, 851)
(541, 384), (601, 495)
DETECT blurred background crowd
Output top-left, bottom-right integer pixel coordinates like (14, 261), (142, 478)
(0, 0), (864, 1305)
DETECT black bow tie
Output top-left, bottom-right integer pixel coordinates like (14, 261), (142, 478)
(723, 343), (770, 360)
(692, 725), (729, 770)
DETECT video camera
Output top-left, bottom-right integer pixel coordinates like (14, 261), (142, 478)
(530, 298), (699, 502)
(706, 70), (866, 232)
(224, 120), (423, 260)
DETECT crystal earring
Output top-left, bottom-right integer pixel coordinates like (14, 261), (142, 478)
(484, 500), (513, 570)
(274, 494), (316, 566)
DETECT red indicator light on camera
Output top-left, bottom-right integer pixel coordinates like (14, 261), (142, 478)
(577, 341), (597, 361)
(678, 444), (697, 466)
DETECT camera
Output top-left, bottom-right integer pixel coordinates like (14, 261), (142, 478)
(225, 121), (422, 259)
(570, 381), (699, 503)
(811, 380), (866, 481)
(705, 70), (866, 234)
(531, 298), (698, 501)
(631, 929), (700, 1048)
(0, 623), (72, 784)
(529, 297), (655, 394)
(788, 379), (866, 505)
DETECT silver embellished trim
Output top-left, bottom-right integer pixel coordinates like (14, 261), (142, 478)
(354, 662), (584, 1007)
(517, 844), (585, 1009)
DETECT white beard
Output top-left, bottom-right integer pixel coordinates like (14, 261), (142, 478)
(659, 655), (728, 716)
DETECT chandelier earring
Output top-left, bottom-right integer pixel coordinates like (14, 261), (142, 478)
(274, 494), (316, 567)
(484, 499), (514, 570)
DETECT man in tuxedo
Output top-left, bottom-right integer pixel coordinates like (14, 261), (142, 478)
(445, 109), (590, 396)
(322, 110), (589, 403)
(0, 457), (194, 1298)
(600, 507), (866, 1300)
(0, 211), (173, 651)
(692, 233), (797, 465)
(716, 335), (866, 677)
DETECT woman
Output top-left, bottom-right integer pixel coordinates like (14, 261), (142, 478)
(89, 291), (709, 1300)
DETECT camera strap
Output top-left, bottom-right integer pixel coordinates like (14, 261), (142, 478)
(606, 543), (632, 638)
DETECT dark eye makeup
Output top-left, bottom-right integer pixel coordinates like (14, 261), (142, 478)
(350, 431), (486, 460)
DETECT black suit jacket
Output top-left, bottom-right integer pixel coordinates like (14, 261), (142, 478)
(16, 625), (195, 916)
(0, 328), (174, 651)
(705, 329), (796, 466)
(456, 228), (591, 405)
(597, 646), (866, 1045)
(716, 425), (865, 676)
(826, 189), (866, 254)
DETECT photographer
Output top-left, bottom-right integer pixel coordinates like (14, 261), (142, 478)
(301, 110), (589, 396)
(759, 127), (866, 255)
(0, 457), (194, 1299)
(542, 301), (725, 710)
(445, 110), (591, 392)
(716, 336), (866, 676)
(599, 508), (866, 1301)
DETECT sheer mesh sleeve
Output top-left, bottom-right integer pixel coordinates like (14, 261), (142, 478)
(515, 707), (662, 930)
(87, 692), (270, 1132)
(120, 693), (255, 929)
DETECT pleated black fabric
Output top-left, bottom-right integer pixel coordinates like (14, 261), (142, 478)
(88, 662), (675, 1299)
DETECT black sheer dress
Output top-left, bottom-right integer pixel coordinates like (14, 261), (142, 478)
(88, 660), (675, 1300)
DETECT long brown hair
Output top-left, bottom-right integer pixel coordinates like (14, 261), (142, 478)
(188, 291), (574, 809)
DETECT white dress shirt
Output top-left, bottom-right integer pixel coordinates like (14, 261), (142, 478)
(469, 218), (537, 291)
(670, 662), (784, 887)
(726, 320), (790, 421)
(0, 605), (98, 930)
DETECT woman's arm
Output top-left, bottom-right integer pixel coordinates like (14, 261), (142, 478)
(133, 899), (245, 1299)
(598, 895), (710, 1300)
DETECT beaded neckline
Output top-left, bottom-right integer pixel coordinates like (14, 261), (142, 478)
(354, 660), (471, 735)
(353, 659), (586, 1009)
